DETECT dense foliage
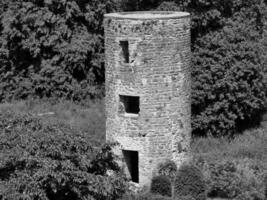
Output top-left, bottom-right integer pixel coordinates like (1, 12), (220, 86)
(0, 0), (119, 102)
(150, 175), (172, 197)
(174, 164), (206, 200)
(0, 0), (266, 135)
(192, 1), (267, 136)
(0, 110), (128, 200)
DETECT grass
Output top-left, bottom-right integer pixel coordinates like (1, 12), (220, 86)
(191, 128), (267, 163)
(1, 99), (266, 199)
(1, 98), (266, 163)
(0, 98), (106, 146)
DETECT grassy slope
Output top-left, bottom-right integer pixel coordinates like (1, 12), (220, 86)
(1, 99), (266, 164)
(0, 99), (106, 146)
(191, 128), (267, 163)
(1, 99), (266, 199)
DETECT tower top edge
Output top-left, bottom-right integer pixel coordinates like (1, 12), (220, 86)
(104, 11), (190, 20)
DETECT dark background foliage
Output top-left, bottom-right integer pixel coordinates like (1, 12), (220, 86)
(0, 0), (266, 136)
(0, 0), (118, 101)
(191, 1), (267, 136)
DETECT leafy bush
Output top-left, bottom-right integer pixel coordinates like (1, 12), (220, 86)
(195, 158), (266, 200)
(174, 164), (206, 200)
(231, 160), (265, 200)
(207, 161), (241, 198)
(233, 191), (265, 200)
(156, 159), (177, 183)
(192, 128), (267, 200)
(150, 175), (172, 197)
(192, 1), (267, 136)
(0, 110), (128, 200)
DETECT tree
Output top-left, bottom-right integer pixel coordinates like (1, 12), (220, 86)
(0, 0), (119, 102)
(191, 0), (267, 136)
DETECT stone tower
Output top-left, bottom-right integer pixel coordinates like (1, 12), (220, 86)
(104, 11), (191, 186)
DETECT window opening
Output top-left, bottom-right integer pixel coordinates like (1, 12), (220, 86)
(120, 41), (129, 63)
(119, 95), (140, 114)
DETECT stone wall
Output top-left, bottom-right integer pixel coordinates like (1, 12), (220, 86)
(104, 11), (191, 186)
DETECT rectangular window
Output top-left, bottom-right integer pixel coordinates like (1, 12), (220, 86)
(119, 95), (140, 114)
(122, 150), (139, 183)
(120, 41), (129, 63)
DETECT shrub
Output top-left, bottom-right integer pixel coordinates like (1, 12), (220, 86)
(174, 164), (206, 200)
(150, 175), (172, 197)
(156, 159), (177, 182)
(0, 110), (128, 200)
(233, 160), (265, 200)
(197, 159), (266, 200)
(233, 191), (265, 200)
(207, 161), (242, 198)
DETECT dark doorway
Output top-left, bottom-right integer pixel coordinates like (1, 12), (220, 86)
(122, 150), (139, 183)
(119, 95), (140, 114)
(120, 41), (129, 63)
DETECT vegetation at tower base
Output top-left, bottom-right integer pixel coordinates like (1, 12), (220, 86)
(174, 164), (206, 200)
(192, 128), (267, 200)
(0, 110), (128, 200)
(121, 192), (172, 200)
(156, 159), (177, 183)
(194, 159), (266, 200)
(150, 175), (172, 197)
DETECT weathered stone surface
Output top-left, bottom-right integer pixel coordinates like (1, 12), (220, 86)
(104, 11), (191, 186)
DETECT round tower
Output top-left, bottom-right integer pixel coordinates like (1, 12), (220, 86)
(104, 11), (191, 186)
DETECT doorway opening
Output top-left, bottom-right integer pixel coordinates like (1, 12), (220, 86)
(122, 150), (139, 183)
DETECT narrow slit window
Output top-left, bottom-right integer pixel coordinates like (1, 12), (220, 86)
(122, 150), (139, 183)
(119, 95), (140, 114)
(120, 41), (129, 63)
